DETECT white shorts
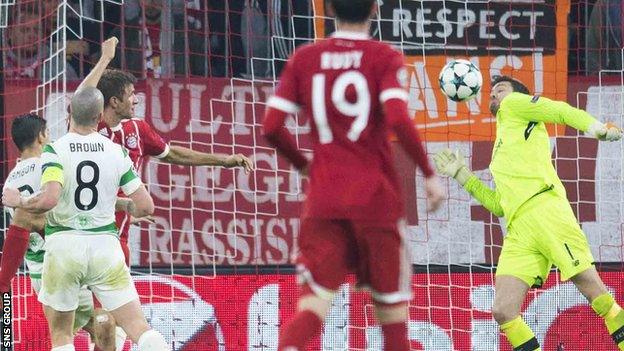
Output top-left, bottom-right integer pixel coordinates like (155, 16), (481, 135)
(38, 234), (138, 312)
(32, 278), (94, 331)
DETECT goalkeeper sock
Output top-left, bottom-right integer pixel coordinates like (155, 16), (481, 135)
(591, 293), (624, 350)
(381, 322), (409, 351)
(500, 316), (541, 351)
(0, 225), (30, 292)
(278, 310), (322, 351)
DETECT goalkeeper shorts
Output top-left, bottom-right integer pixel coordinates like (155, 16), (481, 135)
(38, 233), (138, 312)
(496, 190), (595, 287)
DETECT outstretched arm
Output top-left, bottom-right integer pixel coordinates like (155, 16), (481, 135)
(75, 37), (118, 92)
(434, 149), (504, 217)
(161, 145), (254, 173)
(502, 93), (622, 141)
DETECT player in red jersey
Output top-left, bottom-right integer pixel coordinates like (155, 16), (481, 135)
(71, 38), (254, 351)
(263, 1), (443, 350)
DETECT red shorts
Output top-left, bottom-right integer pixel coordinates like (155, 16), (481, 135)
(297, 218), (412, 304)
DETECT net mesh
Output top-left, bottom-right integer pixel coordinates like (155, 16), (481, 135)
(0, 0), (623, 350)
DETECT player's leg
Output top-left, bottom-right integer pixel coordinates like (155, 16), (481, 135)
(541, 199), (624, 350)
(43, 305), (76, 350)
(0, 209), (41, 291)
(87, 235), (167, 350)
(278, 219), (352, 351)
(493, 214), (550, 351)
(356, 220), (412, 351)
(37, 234), (87, 349)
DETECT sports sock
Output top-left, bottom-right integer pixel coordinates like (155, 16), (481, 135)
(115, 326), (127, 351)
(51, 344), (75, 351)
(0, 225), (30, 292)
(278, 310), (322, 351)
(137, 329), (168, 351)
(381, 322), (409, 351)
(591, 293), (624, 350)
(500, 316), (541, 351)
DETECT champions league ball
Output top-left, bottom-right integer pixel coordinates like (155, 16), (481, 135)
(438, 59), (483, 102)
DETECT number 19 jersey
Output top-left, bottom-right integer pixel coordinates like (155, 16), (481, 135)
(267, 31), (410, 221)
(41, 132), (142, 237)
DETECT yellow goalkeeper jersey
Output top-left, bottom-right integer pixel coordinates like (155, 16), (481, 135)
(464, 92), (597, 225)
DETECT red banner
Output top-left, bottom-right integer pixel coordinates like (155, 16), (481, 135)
(10, 271), (624, 350)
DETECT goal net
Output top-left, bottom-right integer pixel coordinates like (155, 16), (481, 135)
(0, 0), (622, 350)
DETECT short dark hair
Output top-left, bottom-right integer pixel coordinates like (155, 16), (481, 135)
(11, 113), (47, 152)
(492, 75), (530, 94)
(329, 0), (375, 23)
(97, 69), (137, 107)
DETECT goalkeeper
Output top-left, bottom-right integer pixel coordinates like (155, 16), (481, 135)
(435, 76), (624, 351)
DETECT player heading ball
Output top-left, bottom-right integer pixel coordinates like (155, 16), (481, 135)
(263, 0), (444, 350)
(435, 76), (624, 351)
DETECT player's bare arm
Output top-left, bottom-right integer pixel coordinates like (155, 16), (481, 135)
(161, 145), (254, 173)
(2, 181), (61, 214)
(76, 37), (118, 92)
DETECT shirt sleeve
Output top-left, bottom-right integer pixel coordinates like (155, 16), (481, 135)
(40, 144), (64, 186)
(501, 92), (597, 132)
(463, 175), (505, 217)
(266, 52), (300, 114)
(379, 49), (409, 104)
(138, 120), (170, 158)
(119, 147), (142, 196)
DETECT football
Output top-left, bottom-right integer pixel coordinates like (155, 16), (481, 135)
(438, 59), (483, 102)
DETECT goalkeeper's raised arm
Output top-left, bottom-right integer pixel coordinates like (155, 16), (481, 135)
(491, 77), (621, 141)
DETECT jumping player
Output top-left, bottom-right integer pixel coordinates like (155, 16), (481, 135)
(263, 0), (444, 349)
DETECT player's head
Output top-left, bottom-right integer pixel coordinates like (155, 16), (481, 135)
(328, 0), (376, 24)
(489, 75), (529, 116)
(70, 87), (104, 127)
(97, 69), (138, 121)
(11, 113), (48, 152)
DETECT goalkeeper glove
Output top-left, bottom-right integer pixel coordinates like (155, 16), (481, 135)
(433, 149), (473, 185)
(587, 121), (622, 141)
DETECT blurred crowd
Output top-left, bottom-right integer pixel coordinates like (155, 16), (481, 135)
(2, 0), (314, 80)
(1, 0), (622, 81)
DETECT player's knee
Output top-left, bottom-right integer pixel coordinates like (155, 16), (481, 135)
(93, 309), (117, 350)
(137, 329), (168, 351)
(491, 303), (517, 325)
(374, 302), (408, 325)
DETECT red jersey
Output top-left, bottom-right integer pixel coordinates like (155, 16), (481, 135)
(97, 118), (169, 243)
(264, 31), (433, 221)
(97, 118), (169, 172)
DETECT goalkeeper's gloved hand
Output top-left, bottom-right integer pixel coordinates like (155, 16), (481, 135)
(433, 149), (472, 185)
(587, 121), (622, 141)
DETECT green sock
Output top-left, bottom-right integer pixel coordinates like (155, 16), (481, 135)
(591, 293), (624, 350)
(500, 316), (541, 351)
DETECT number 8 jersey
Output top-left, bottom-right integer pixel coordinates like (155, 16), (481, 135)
(41, 132), (142, 237)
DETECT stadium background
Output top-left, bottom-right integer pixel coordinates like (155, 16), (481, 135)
(0, 0), (623, 350)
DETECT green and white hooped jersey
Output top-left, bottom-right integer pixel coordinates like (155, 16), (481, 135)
(2, 157), (46, 278)
(41, 132), (141, 237)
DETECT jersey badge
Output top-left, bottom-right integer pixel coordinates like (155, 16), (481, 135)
(126, 134), (138, 149)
